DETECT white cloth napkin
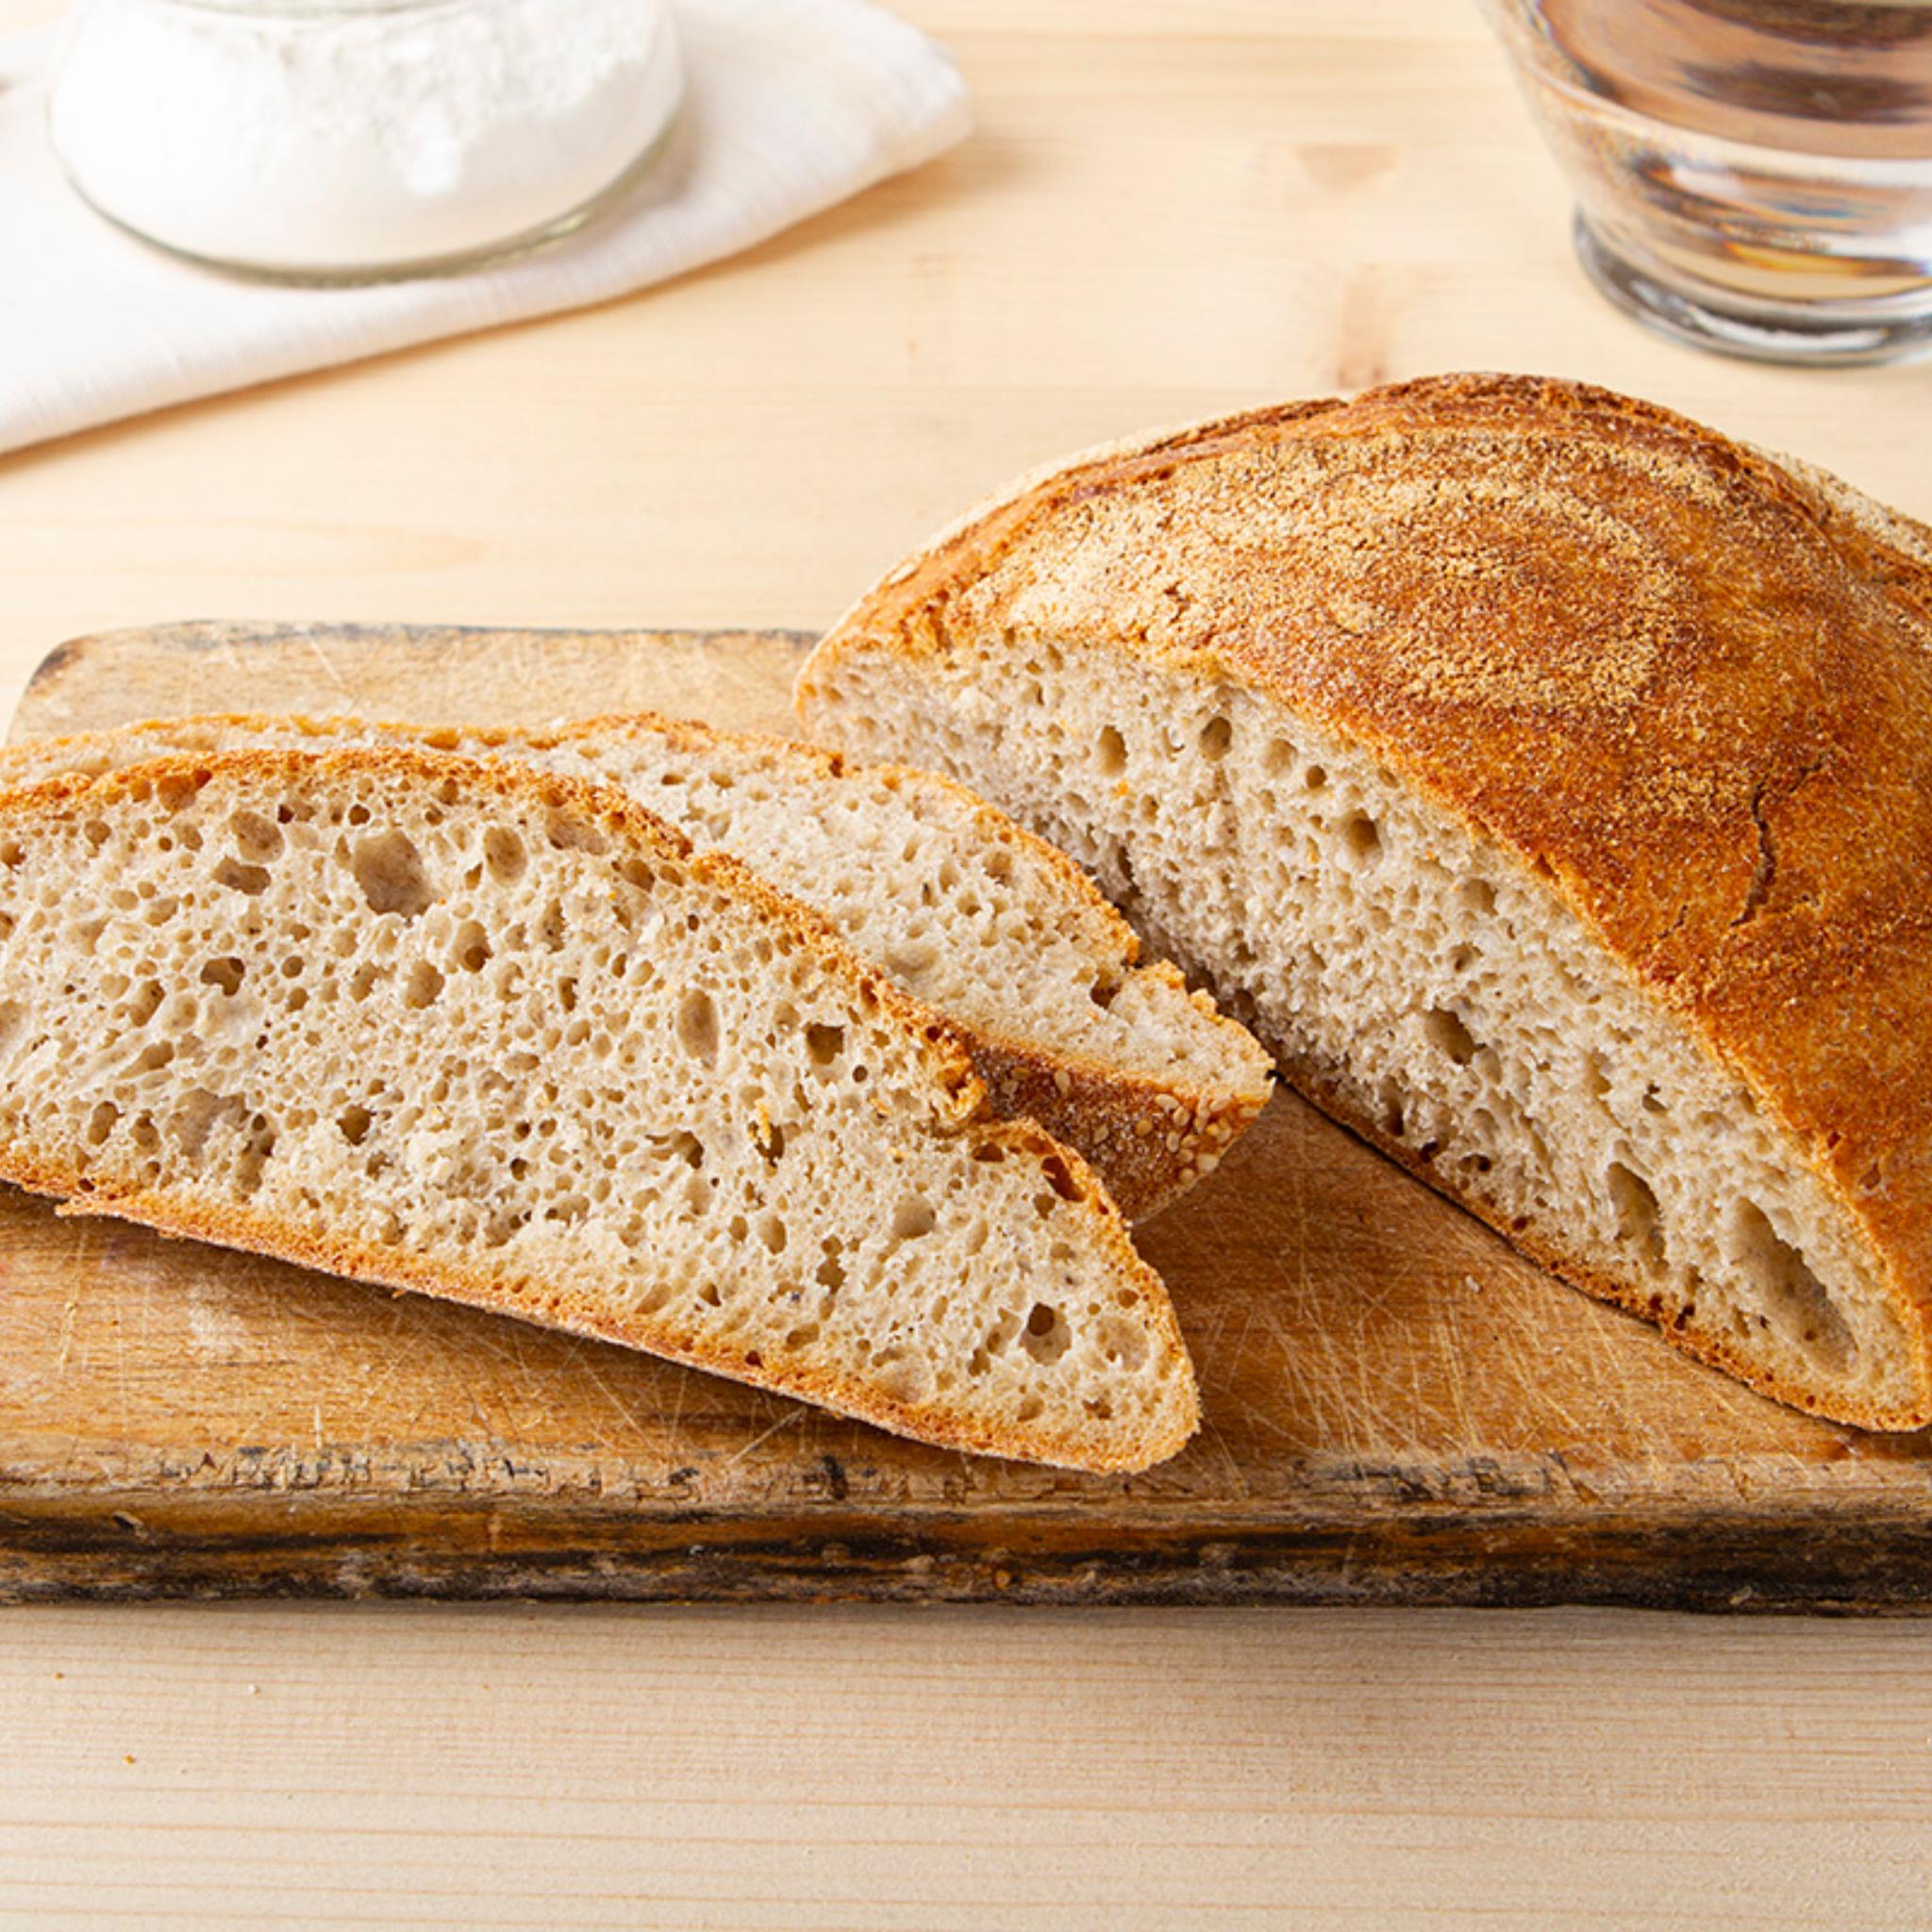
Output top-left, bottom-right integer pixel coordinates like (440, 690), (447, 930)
(0, 0), (969, 457)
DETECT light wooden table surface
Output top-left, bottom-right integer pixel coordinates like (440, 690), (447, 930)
(4, 2), (1932, 1926)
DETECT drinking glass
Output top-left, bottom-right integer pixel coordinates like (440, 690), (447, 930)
(1480, 0), (1932, 366)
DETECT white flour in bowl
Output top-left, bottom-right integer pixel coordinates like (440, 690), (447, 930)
(47, 0), (685, 275)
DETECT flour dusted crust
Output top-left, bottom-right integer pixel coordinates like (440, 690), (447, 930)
(797, 372), (1932, 1429)
(0, 746), (1198, 1471)
(0, 710), (1270, 1219)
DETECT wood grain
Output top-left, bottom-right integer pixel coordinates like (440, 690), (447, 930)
(5, 621), (1929, 1609)
(1, 1602), (1927, 1932)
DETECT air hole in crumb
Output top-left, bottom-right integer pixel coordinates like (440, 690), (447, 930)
(482, 826), (526, 885)
(351, 831), (430, 919)
(1457, 878), (1497, 917)
(1304, 765), (1327, 791)
(1096, 1316), (1148, 1371)
(213, 858), (270, 896)
(1089, 978), (1120, 1010)
(1021, 1302), (1071, 1365)
(1096, 725), (1126, 776)
(86, 1101), (120, 1146)
(403, 960), (444, 1009)
(451, 921), (491, 973)
(543, 811), (608, 855)
(877, 1350), (934, 1407)
(805, 1022), (843, 1067)
(1263, 737), (1296, 774)
(1340, 811), (1382, 866)
(228, 809), (283, 863)
(199, 957), (244, 995)
(758, 1214), (787, 1256)
(1731, 1203), (1854, 1371)
(1198, 716), (1232, 762)
(234, 1115), (277, 1195)
(1607, 1161), (1665, 1263)
(169, 1088), (232, 1159)
(891, 1196), (936, 1241)
(1424, 1007), (1478, 1066)
(676, 988), (719, 1067)
(1040, 1154), (1082, 1202)
(338, 1106), (373, 1147)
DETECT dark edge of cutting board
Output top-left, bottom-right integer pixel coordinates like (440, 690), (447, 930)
(2, 621), (1928, 1612)
(1, 1486), (1930, 1610)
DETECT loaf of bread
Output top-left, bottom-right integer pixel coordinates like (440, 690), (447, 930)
(797, 373), (1932, 1430)
(0, 747), (1198, 1470)
(0, 712), (1270, 1219)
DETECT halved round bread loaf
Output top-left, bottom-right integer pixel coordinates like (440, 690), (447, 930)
(0, 746), (1198, 1471)
(797, 372), (1932, 1431)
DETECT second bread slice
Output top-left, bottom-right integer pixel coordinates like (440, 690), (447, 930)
(0, 711), (1272, 1218)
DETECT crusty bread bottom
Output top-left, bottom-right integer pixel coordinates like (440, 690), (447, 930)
(805, 639), (1920, 1428)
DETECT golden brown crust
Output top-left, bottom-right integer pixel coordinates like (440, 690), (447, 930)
(0, 709), (1271, 1218)
(801, 371), (1932, 1426)
(969, 1013), (1252, 1222)
(0, 745), (1198, 1474)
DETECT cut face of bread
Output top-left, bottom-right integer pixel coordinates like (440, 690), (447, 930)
(0, 714), (1271, 1220)
(797, 373), (1932, 1430)
(0, 748), (1197, 1471)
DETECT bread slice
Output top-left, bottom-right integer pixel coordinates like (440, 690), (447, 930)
(0, 746), (1198, 1471)
(797, 372), (1932, 1431)
(0, 712), (1270, 1220)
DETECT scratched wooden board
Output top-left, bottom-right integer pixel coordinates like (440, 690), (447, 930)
(2, 620), (1929, 1610)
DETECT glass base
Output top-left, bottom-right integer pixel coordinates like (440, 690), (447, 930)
(1574, 215), (1932, 369)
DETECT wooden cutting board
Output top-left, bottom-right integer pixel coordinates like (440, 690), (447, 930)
(3, 621), (1928, 1609)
